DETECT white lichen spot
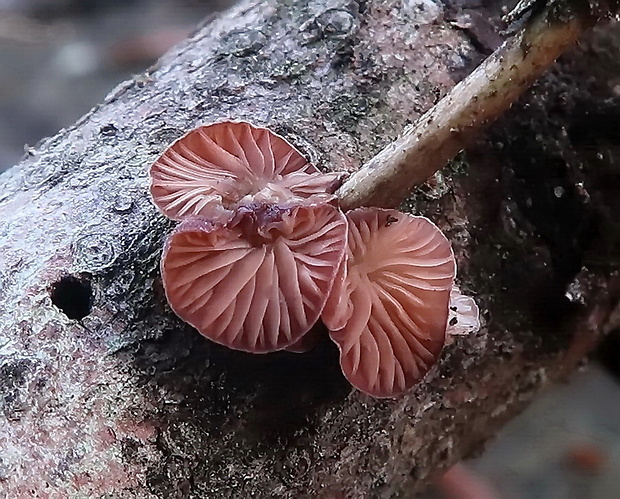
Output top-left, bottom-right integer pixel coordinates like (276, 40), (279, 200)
(402, 0), (443, 24)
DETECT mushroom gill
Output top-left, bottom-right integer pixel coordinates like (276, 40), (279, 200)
(161, 202), (347, 353)
(150, 121), (340, 222)
(322, 208), (456, 398)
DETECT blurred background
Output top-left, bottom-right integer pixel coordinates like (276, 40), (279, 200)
(0, 0), (230, 171)
(1, 1), (619, 497)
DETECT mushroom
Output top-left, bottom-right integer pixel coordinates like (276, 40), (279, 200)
(322, 208), (456, 398)
(149, 121), (460, 397)
(446, 285), (480, 338)
(283, 326), (324, 353)
(150, 121), (341, 222)
(160, 202), (348, 353)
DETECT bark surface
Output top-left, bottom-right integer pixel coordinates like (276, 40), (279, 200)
(1, 0), (620, 496)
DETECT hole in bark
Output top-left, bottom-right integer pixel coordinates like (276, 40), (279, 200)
(50, 276), (92, 320)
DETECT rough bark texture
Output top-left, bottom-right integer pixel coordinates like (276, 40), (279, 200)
(1, 0), (620, 496)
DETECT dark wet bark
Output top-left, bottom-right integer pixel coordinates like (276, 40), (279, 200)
(1, 0), (620, 496)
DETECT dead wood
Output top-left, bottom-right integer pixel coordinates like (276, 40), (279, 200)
(1, 0), (620, 496)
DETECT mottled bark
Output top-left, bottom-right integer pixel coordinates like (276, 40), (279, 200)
(1, 0), (620, 497)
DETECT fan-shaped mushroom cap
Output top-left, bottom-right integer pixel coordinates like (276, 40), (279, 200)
(150, 121), (341, 221)
(161, 203), (347, 353)
(323, 208), (456, 398)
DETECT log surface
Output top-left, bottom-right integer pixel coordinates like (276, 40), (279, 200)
(1, 0), (620, 496)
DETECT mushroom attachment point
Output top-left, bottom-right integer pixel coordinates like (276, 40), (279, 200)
(150, 121), (341, 222)
(161, 203), (348, 353)
(323, 208), (456, 398)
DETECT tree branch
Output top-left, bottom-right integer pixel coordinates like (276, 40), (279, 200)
(338, 0), (619, 209)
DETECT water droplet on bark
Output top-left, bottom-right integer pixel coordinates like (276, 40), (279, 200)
(111, 194), (134, 213)
(23, 159), (62, 189)
(315, 9), (356, 39)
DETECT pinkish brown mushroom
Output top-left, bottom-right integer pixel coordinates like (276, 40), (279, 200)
(161, 202), (347, 353)
(322, 208), (456, 398)
(283, 326), (323, 353)
(150, 121), (340, 222)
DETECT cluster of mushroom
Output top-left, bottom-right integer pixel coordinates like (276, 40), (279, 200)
(150, 121), (470, 398)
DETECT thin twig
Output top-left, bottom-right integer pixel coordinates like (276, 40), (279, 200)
(338, 0), (617, 210)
